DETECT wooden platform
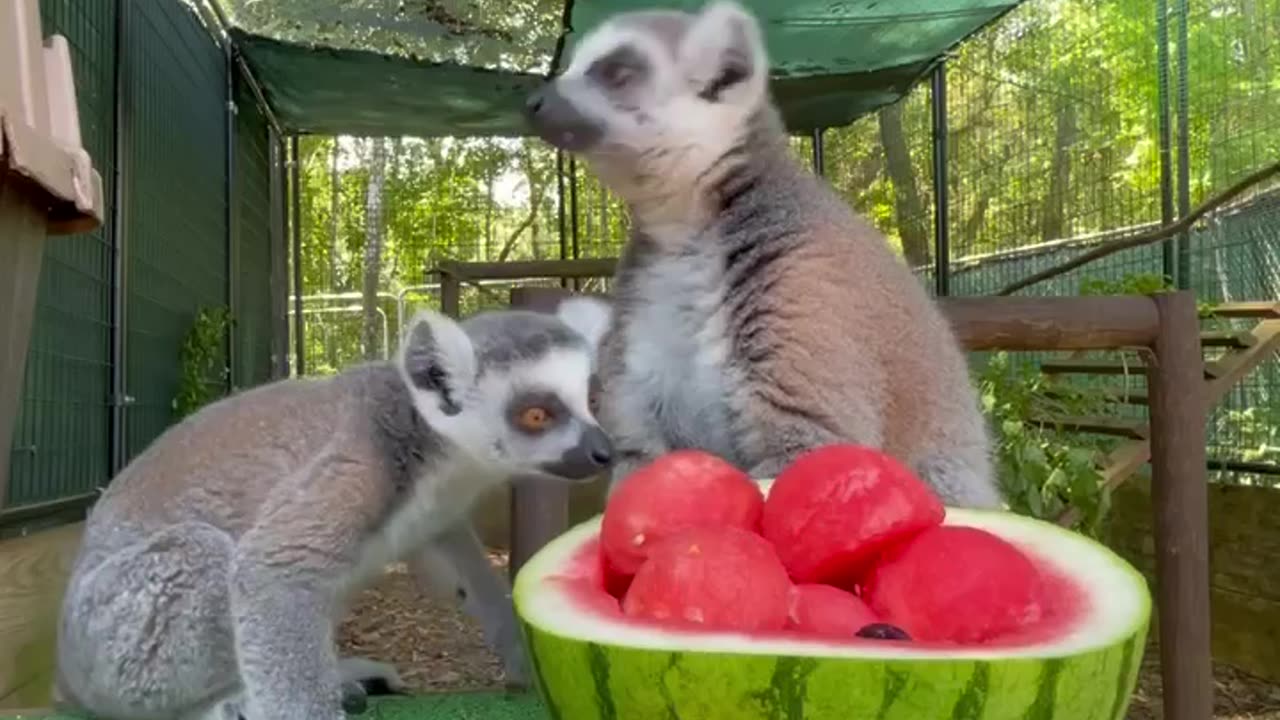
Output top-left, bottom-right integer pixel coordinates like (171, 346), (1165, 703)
(0, 692), (548, 719)
(0, 524), (82, 710)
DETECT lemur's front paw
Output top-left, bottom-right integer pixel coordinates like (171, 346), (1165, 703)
(476, 597), (531, 690)
(335, 653), (404, 691)
(340, 680), (370, 715)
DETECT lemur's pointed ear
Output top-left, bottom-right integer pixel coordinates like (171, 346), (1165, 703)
(398, 309), (477, 416)
(556, 296), (613, 365)
(678, 0), (769, 105)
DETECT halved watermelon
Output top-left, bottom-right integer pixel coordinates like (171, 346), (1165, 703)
(513, 481), (1150, 720)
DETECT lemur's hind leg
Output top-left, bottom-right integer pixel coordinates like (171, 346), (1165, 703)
(58, 522), (240, 720)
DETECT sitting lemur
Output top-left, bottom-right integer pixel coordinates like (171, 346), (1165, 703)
(525, 0), (1003, 509)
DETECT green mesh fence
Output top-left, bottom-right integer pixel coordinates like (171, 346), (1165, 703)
(121, 0), (232, 461)
(5, 0), (118, 508)
(234, 76), (278, 388)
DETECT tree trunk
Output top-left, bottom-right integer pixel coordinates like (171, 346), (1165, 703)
(497, 148), (547, 263)
(362, 138), (387, 361)
(877, 103), (931, 268)
(1041, 102), (1077, 243)
(485, 167), (495, 261)
(326, 139), (342, 369)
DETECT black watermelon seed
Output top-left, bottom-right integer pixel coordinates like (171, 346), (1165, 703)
(856, 623), (912, 641)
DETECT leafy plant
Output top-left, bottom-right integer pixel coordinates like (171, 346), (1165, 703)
(1078, 272), (1219, 318)
(172, 306), (233, 419)
(974, 351), (1117, 538)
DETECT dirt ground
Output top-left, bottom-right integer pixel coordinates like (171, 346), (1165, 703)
(337, 553), (1280, 719)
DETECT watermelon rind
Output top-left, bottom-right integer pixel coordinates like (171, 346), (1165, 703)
(513, 483), (1151, 720)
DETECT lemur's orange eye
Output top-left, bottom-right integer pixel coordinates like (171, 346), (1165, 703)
(518, 407), (552, 432)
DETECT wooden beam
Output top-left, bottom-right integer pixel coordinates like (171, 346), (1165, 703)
(1043, 387), (1149, 405)
(1028, 414), (1148, 439)
(1204, 320), (1280, 403)
(1040, 358), (1151, 376)
(427, 264), (1165, 352)
(1147, 290), (1214, 720)
(437, 258), (618, 282)
(1207, 300), (1280, 318)
(1198, 329), (1257, 348)
(939, 296), (1160, 351)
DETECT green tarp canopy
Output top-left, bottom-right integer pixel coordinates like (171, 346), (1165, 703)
(218, 0), (1022, 137)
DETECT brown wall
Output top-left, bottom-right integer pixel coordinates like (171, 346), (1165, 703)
(1108, 475), (1280, 683)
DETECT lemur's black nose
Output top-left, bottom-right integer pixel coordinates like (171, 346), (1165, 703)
(524, 88), (545, 118)
(584, 426), (613, 467)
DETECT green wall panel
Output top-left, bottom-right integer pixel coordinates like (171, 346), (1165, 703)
(6, 0), (117, 508)
(121, 0), (230, 461)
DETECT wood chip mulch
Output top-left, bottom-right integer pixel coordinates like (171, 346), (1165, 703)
(337, 552), (1280, 719)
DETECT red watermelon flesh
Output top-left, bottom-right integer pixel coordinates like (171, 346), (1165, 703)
(785, 584), (880, 639)
(601, 449), (763, 577)
(621, 525), (792, 632)
(760, 444), (945, 585)
(863, 525), (1048, 644)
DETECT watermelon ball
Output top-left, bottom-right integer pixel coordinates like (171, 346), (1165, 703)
(863, 525), (1046, 644)
(761, 444), (945, 585)
(785, 584), (880, 639)
(855, 623), (912, 641)
(622, 526), (791, 632)
(601, 450), (763, 577)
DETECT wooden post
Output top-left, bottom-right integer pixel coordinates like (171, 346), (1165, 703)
(438, 268), (460, 319)
(507, 287), (574, 582)
(1147, 290), (1213, 720)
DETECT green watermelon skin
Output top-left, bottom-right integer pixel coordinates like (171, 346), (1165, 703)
(520, 618), (1147, 720)
(514, 497), (1151, 720)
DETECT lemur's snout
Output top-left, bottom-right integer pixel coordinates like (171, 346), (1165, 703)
(540, 422), (615, 482)
(582, 425), (614, 467)
(524, 83), (602, 153)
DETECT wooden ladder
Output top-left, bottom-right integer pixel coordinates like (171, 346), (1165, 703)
(1041, 301), (1280, 527)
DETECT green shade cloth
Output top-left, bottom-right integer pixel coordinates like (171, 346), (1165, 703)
(0, 693), (549, 720)
(219, 0), (1021, 136)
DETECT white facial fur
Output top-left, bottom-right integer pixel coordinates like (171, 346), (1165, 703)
(551, 0), (771, 199)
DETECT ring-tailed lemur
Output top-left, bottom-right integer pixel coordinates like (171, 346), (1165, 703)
(55, 304), (613, 720)
(523, 0), (1002, 508)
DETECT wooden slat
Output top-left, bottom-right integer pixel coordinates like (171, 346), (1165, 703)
(1199, 329), (1257, 348)
(1029, 414), (1149, 439)
(1039, 358), (1150, 376)
(1057, 318), (1280, 530)
(1205, 320), (1280, 400)
(1041, 357), (1221, 380)
(0, 523), (82, 710)
(1042, 387), (1150, 405)
(1207, 301), (1280, 319)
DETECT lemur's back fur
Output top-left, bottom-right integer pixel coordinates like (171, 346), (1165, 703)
(525, 1), (1000, 507)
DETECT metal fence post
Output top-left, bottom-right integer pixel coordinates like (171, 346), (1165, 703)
(109, 0), (130, 475)
(290, 135), (305, 375)
(930, 62), (950, 297)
